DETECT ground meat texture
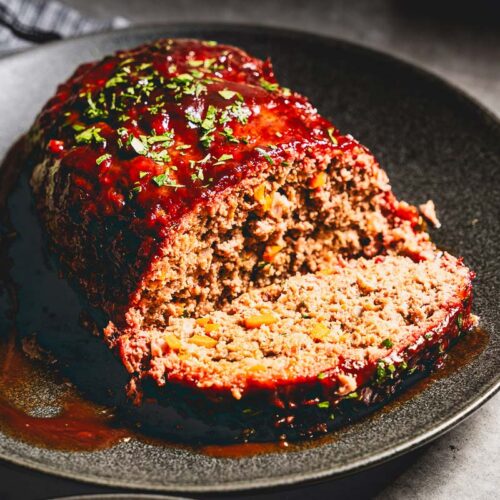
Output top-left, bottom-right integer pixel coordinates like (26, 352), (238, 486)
(121, 253), (474, 442)
(30, 38), (431, 333)
(120, 254), (474, 398)
(27, 38), (473, 442)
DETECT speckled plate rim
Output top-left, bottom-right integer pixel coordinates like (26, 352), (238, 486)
(0, 22), (498, 494)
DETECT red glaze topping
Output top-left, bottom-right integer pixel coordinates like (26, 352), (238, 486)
(35, 39), (346, 240)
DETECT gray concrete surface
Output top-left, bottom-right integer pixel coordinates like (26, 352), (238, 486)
(0, 1), (498, 498)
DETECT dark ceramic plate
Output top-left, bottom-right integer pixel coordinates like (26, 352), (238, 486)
(0, 24), (499, 494)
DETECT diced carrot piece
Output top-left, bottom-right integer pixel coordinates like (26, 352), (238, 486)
(244, 313), (278, 329)
(188, 334), (218, 348)
(248, 364), (266, 372)
(204, 323), (220, 333)
(309, 322), (331, 340)
(253, 183), (266, 203)
(263, 244), (283, 263)
(196, 317), (211, 326)
(318, 268), (333, 276)
(253, 183), (273, 211)
(309, 171), (327, 189)
(164, 334), (182, 351)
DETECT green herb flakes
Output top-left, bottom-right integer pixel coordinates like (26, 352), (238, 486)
(95, 153), (111, 165)
(214, 153), (233, 165)
(220, 127), (239, 144)
(255, 147), (274, 165)
(327, 128), (338, 145)
(218, 89), (237, 100)
(152, 171), (184, 188)
(75, 126), (105, 145)
(259, 78), (279, 92)
(344, 392), (359, 400)
(317, 401), (330, 409)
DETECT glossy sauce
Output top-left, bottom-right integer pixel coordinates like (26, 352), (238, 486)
(35, 39), (347, 240)
(0, 332), (132, 451)
(200, 328), (490, 458)
(0, 142), (490, 454)
(0, 326), (487, 455)
(0, 42), (488, 457)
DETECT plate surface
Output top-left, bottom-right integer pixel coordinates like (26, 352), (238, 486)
(0, 24), (499, 493)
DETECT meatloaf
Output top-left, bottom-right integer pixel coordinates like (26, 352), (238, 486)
(28, 38), (474, 442)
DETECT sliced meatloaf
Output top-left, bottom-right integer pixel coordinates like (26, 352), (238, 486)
(123, 253), (474, 441)
(27, 38), (473, 442)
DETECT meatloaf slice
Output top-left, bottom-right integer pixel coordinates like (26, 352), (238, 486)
(29, 38), (432, 340)
(120, 253), (474, 441)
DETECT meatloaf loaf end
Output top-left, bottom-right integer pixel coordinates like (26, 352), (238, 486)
(29, 38), (432, 333)
(27, 38), (474, 443)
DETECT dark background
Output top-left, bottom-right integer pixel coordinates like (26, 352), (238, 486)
(0, 0), (499, 498)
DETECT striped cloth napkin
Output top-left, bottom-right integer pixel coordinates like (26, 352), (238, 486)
(0, 0), (128, 55)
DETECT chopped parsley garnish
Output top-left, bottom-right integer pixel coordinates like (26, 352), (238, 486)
(129, 185), (142, 198)
(84, 91), (108, 120)
(259, 78), (279, 92)
(344, 392), (358, 400)
(376, 361), (387, 383)
(220, 127), (239, 144)
(255, 147), (274, 165)
(317, 372), (328, 380)
(327, 128), (338, 145)
(95, 153), (111, 165)
(218, 89), (237, 100)
(146, 131), (174, 147)
(186, 111), (202, 125)
(380, 338), (393, 348)
(199, 105), (218, 148)
(457, 313), (463, 330)
(74, 126), (105, 145)
(214, 153), (233, 165)
(220, 100), (251, 125)
(189, 69), (204, 79)
(139, 171), (148, 178)
(191, 167), (204, 182)
(317, 401), (330, 409)
(167, 73), (207, 99)
(152, 170), (184, 188)
(203, 40), (218, 47)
